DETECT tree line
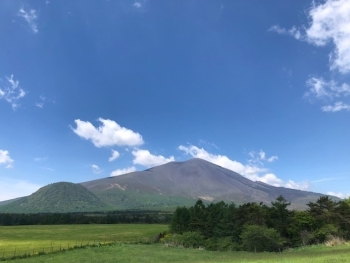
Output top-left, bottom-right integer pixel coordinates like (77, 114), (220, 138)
(169, 196), (350, 251)
(0, 210), (172, 225)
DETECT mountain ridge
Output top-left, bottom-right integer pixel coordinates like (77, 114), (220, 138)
(0, 158), (337, 212)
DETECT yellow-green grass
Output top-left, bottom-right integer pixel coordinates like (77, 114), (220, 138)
(4, 243), (350, 263)
(0, 224), (167, 259)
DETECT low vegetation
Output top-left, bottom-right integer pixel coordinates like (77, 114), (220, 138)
(168, 195), (350, 251)
(0, 224), (167, 260)
(4, 243), (350, 263)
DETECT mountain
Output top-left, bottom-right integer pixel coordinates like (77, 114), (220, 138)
(81, 158), (331, 210)
(0, 182), (109, 213)
(0, 159), (336, 213)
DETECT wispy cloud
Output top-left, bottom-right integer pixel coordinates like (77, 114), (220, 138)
(248, 150), (278, 165)
(18, 8), (38, 33)
(108, 150), (120, 162)
(179, 145), (309, 190)
(0, 150), (14, 169)
(72, 118), (144, 148)
(36, 95), (47, 108)
(92, 164), (102, 174)
(305, 77), (350, 112)
(132, 149), (175, 167)
(305, 77), (350, 100)
(0, 75), (26, 110)
(327, 191), (350, 199)
(133, 2), (142, 8)
(34, 156), (48, 162)
(268, 25), (302, 40)
(321, 102), (350, 112)
(110, 166), (136, 177)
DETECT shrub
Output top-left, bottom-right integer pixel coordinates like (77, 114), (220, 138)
(205, 237), (240, 251)
(164, 232), (204, 248)
(240, 225), (284, 252)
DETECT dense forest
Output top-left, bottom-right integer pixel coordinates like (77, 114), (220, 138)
(169, 196), (350, 252)
(0, 210), (172, 225)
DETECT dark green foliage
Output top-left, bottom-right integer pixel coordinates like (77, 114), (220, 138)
(0, 210), (172, 226)
(169, 195), (350, 252)
(178, 232), (204, 248)
(240, 225), (284, 252)
(205, 237), (240, 251)
(0, 182), (109, 213)
(170, 206), (190, 234)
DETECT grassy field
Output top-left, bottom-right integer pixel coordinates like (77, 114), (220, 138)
(0, 224), (167, 259)
(2, 243), (350, 263)
(1, 224), (350, 262)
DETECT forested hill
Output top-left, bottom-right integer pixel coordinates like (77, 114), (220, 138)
(0, 182), (109, 213)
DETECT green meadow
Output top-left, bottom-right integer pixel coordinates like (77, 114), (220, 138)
(0, 224), (167, 259)
(1, 224), (350, 262)
(3, 243), (350, 263)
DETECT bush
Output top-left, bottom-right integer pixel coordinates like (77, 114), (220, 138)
(314, 224), (339, 243)
(240, 225), (284, 252)
(205, 237), (240, 251)
(164, 232), (204, 248)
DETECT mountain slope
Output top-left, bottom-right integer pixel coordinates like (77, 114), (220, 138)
(82, 158), (330, 210)
(0, 182), (109, 213)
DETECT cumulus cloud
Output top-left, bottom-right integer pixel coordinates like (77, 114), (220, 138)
(327, 191), (350, 199)
(110, 166), (136, 177)
(132, 149), (175, 167)
(305, 0), (350, 74)
(18, 8), (38, 33)
(0, 179), (42, 201)
(0, 75), (26, 110)
(321, 102), (350, 112)
(72, 118), (144, 148)
(179, 145), (309, 190)
(0, 150), (14, 168)
(92, 164), (102, 174)
(109, 150), (120, 162)
(271, 0), (350, 74)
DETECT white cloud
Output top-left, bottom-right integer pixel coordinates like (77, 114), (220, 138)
(92, 164), (102, 174)
(249, 150), (278, 164)
(179, 145), (309, 191)
(133, 2), (142, 8)
(0, 150), (14, 168)
(72, 118), (144, 148)
(18, 8), (38, 33)
(270, 0), (350, 74)
(284, 180), (311, 191)
(109, 150), (120, 162)
(305, 0), (350, 74)
(36, 95), (46, 108)
(327, 191), (350, 199)
(322, 101), (350, 112)
(110, 166), (136, 177)
(132, 149), (175, 167)
(268, 25), (302, 40)
(305, 77), (350, 99)
(0, 75), (26, 110)
(0, 178), (41, 201)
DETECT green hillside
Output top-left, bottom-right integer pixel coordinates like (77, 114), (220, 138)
(0, 182), (110, 213)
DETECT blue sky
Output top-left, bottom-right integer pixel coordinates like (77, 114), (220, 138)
(1, 0), (350, 201)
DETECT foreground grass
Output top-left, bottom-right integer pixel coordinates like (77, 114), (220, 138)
(3, 243), (350, 263)
(0, 224), (167, 259)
